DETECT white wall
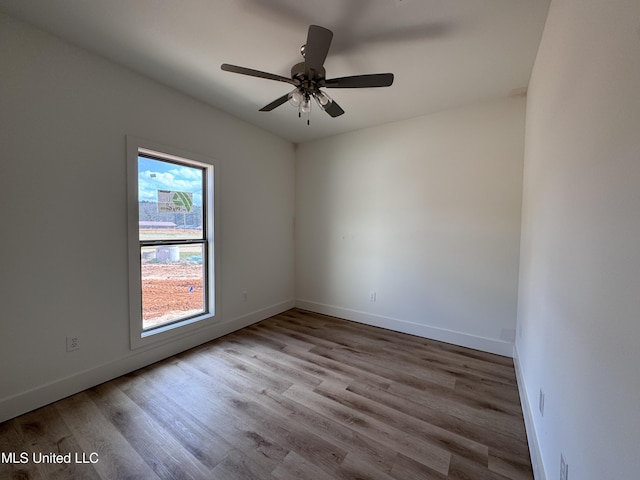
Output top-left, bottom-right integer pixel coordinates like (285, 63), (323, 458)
(0, 13), (295, 422)
(296, 98), (525, 356)
(516, 0), (640, 478)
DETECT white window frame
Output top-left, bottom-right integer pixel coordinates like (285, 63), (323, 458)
(126, 136), (218, 349)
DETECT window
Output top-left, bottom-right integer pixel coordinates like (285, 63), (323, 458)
(127, 137), (216, 348)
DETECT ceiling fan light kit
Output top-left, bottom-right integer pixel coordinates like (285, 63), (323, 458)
(221, 25), (394, 125)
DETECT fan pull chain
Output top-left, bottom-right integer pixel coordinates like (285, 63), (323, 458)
(298, 100), (311, 125)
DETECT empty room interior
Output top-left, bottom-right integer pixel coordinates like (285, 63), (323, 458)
(1, 1), (639, 479)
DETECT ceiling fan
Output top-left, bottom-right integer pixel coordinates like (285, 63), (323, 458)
(221, 25), (394, 123)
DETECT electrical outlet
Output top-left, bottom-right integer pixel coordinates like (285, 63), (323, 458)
(539, 389), (545, 416)
(560, 453), (569, 480)
(66, 336), (79, 352)
(369, 291), (377, 302)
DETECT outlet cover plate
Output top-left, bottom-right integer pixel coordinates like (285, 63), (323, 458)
(66, 336), (79, 352)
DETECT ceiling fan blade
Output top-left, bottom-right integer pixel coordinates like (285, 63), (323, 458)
(259, 94), (290, 112)
(304, 25), (333, 75)
(323, 100), (345, 118)
(324, 73), (394, 88)
(221, 63), (298, 85)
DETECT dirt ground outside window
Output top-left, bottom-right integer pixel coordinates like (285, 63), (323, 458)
(141, 263), (205, 329)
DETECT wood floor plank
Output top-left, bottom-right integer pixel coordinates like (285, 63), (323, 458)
(155, 352), (356, 480)
(10, 405), (102, 480)
(226, 337), (373, 389)
(252, 322), (320, 352)
(54, 392), (161, 480)
(347, 379), (531, 462)
(114, 371), (234, 470)
(309, 343), (457, 393)
(315, 379), (489, 465)
(0, 416), (49, 480)
(279, 344), (394, 391)
(339, 452), (398, 480)
(178, 351), (353, 480)
(213, 338), (325, 389)
(448, 453), (512, 480)
(210, 448), (276, 480)
(282, 383), (452, 476)
(0, 309), (533, 479)
(389, 453), (451, 480)
(250, 387), (404, 476)
(271, 451), (340, 480)
(454, 375), (522, 405)
(130, 359), (289, 472)
(195, 343), (294, 394)
(387, 378), (528, 441)
(86, 382), (212, 480)
(188, 340), (435, 479)
(488, 449), (535, 480)
(273, 321), (458, 389)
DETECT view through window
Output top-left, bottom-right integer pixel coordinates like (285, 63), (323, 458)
(137, 155), (208, 330)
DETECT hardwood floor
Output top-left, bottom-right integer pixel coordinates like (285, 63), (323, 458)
(0, 309), (533, 479)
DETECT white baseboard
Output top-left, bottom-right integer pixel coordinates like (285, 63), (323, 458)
(513, 345), (546, 480)
(0, 299), (294, 423)
(295, 299), (513, 357)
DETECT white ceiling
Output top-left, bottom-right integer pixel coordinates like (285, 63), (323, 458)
(0, 0), (550, 143)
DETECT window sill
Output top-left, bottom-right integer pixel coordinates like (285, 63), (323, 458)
(131, 311), (217, 350)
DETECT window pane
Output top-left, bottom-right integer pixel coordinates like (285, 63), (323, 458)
(138, 156), (204, 241)
(141, 243), (206, 330)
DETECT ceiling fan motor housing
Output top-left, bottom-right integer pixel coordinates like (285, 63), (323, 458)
(291, 62), (325, 84)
